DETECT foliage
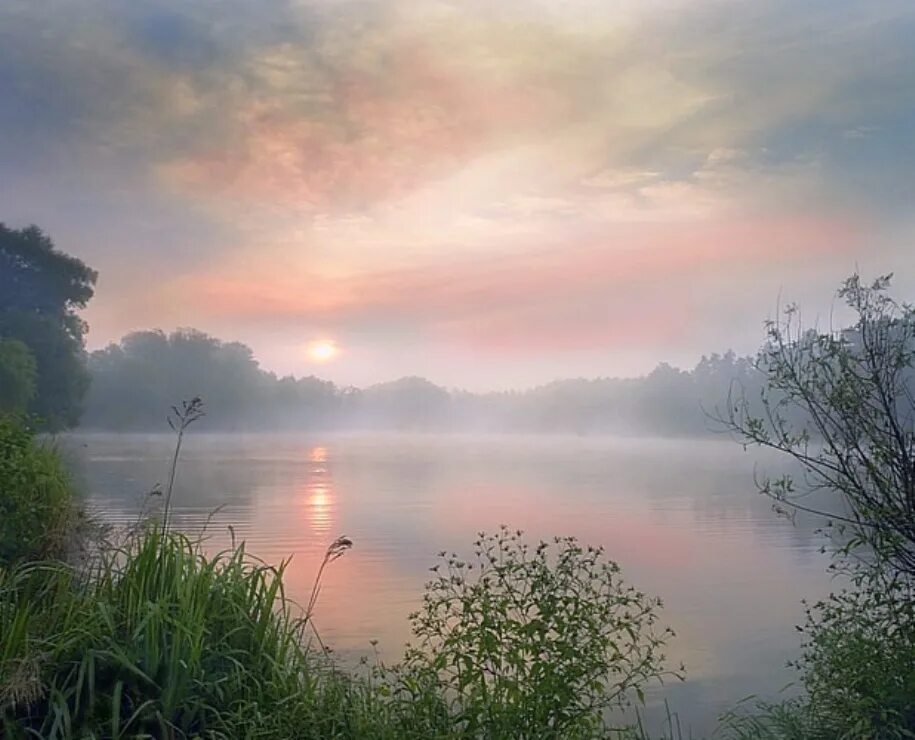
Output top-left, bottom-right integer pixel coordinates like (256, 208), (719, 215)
(793, 570), (915, 737)
(0, 416), (73, 564)
(84, 329), (333, 430)
(2, 398), (678, 737)
(726, 273), (915, 576)
(718, 696), (813, 740)
(722, 273), (915, 739)
(0, 313), (91, 429)
(0, 339), (36, 414)
(0, 224), (96, 429)
(377, 527), (680, 739)
(0, 224), (96, 320)
(1, 527), (346, 738)
(721, 571), (915, 739)
(1, 523), (678, 739)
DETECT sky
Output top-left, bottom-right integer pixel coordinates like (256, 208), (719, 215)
(2, 0), (915, 389)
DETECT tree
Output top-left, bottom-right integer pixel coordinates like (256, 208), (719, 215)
(720, 274), (915, 738)
(726, 274), (915, 578)
(0, 339), (36, 414)
(85, 329), (268, 429)
(0, 224), (97, 428)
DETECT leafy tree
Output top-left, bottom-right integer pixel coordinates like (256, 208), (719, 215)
(726, 274), (915, 578)
(84, 326), (774, 434)
(359, 377), (452, 430)
(722, 274), (915, 738)
(0, 224), (97, 428)
(0, 339), (36, 414)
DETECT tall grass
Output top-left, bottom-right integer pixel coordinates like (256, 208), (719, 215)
(2, 526), (681, 738)
(1, 403), (681, 738)
(1, 525), (411, 738)
(0, 407), (384, 737)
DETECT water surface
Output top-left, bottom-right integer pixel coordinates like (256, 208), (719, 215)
(62, 432), (833, 735)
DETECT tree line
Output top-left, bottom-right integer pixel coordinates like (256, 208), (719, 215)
(82, 329), (767, 435)
(0, 222), (773, 435)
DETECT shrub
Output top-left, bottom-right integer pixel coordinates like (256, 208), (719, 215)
(378, 527), (680, 739)
(721, 572), (915, 739)
(721, 274), (915, 739)
(0, 416), (73, 564)
(792, 570), (915, 739)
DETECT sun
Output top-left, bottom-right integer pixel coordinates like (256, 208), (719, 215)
(306, 339), (339, 363)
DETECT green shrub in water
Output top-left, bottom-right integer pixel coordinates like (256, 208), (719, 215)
(378, 526), (680, 739)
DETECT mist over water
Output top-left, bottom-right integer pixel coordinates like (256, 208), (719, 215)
(3, 0), (915, 734)
(81, 328), (770, 438)
(63, 431), (834, 736)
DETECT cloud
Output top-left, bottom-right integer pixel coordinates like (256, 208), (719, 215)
(5, 0), (914, 217)
(160, 212), (859, 357)
(1, 0), (914, 384)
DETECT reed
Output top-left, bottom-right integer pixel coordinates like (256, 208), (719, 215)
(1, 523), (403, 738)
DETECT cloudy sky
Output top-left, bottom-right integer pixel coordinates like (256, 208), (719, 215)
(2, 0), (914, 388)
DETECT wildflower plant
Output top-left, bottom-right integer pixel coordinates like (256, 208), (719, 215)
(381, 526), (680, 738)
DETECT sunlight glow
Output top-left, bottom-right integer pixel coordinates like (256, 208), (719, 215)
(306, 339), (339, 363)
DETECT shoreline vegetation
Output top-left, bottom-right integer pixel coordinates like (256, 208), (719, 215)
(2, 225), (914, 736)
(83, 335), (761, 437)
(2, 409), (683, 739)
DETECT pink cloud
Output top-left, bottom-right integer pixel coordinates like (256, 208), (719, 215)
(168, 213), (857, 355)
(160, 41), (564, 212)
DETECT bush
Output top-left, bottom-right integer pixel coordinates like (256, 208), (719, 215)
(770, 570), (915, 739)
(377, 527), (679, 739)
(722, 572), (915, 739)
(0, 416), (73, 564)
(1, 524), (678, 739)
(721, 274), (915, 739)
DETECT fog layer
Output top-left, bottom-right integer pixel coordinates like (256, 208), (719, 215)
(83, 328), (765, 436)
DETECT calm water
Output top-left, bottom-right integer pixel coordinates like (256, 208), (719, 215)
(61, 432), (833, 735)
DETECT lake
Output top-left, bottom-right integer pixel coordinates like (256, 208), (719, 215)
(61, 431), (834, 735)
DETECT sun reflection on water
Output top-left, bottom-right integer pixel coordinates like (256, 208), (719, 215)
(302, 446), (335, 535)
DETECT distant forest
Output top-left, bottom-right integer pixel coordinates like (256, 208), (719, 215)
(0, 222), (768, 437)
(82, 329), (765, 436)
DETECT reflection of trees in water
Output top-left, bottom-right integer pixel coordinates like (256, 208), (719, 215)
(62, 434), (260, 517)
